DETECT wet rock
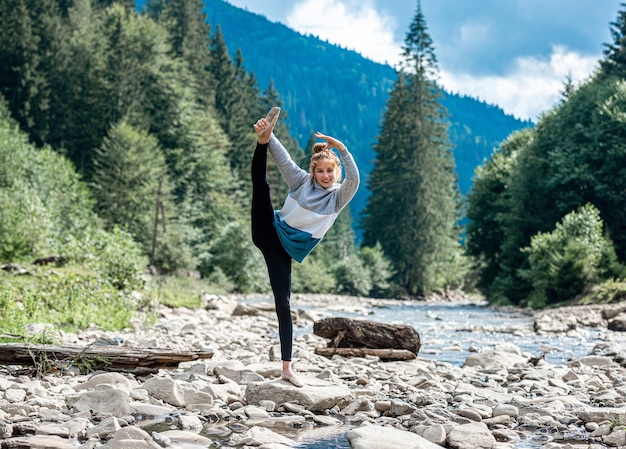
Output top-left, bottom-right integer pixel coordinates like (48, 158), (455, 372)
(347, 423), (442, 449)
(238, 426), (296, 446)
(608, 313), (626, 331)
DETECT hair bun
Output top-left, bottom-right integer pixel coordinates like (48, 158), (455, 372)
(313, 142), (328, 153)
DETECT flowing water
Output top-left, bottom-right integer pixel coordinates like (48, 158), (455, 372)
(289, 300), (604, 449)
(354, 301), (600, 366)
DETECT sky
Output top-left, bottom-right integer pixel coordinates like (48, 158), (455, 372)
(223, 0), (622, 122)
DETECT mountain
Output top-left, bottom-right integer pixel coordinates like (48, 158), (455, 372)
(138, 0), (532, 227)
(202, 1), (532, 209)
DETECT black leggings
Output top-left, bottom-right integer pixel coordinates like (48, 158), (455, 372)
(251, 142), (293, 362)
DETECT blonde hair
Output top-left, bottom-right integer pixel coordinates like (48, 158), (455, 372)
(309, 143), (342, 182)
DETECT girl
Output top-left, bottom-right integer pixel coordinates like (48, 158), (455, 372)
(251, 107), (360, 387)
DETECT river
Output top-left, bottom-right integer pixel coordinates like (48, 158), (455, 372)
(291, 300), (604, 449)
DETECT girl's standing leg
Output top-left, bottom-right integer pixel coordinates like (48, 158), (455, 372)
(250, 142), (297, 376)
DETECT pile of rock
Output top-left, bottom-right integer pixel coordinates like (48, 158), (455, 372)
(0, 294), (624, 449)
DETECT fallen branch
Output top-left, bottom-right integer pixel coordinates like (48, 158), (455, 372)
(0, 343), (213, 375)
(315, 347), (416, 361)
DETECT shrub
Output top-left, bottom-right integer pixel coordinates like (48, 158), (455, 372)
(521, 203), (619, 305)
(210, 222), (269, 293)
(292, 256), (337, 293)
(0, 181), (53, 261)
(0, 109), (97, 262)
(62, 227), (147, 291)
(334, 255), (372, 297)
(358, 243), (396, 297)
(144, 275), (207, 309)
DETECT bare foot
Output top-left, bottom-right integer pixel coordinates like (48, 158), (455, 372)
(281, 371), (304, 387)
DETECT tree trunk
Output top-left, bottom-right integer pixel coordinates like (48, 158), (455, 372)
(0, 343), (214, 375)
(313, 317), (420, 355)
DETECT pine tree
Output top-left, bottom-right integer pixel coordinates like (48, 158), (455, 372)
(210, 26), (240, 138)
(361, 3), (461, 296)
(601, 3), (626, 77)
(0, 0), (64, 145)
(209, 28), (258, 181)
(46, 0), (111, 173)
(173, 107), (243, 275)
(465, 129), (533, 296)
(101, 4), (194, 161)
(91, 121), (193, 271)
(91, 121), (169, 241)
(148, 0), (216, 109)
(93, 0), (135, 9)
(231, 48), (263, 140)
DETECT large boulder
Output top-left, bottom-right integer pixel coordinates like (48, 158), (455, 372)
(245, 378), (352, 412)
(347, 424), (442, 449)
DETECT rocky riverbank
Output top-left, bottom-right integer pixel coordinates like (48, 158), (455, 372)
(1, 293), (626, 449)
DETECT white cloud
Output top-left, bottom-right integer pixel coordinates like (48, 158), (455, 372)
(286, 0), (403, 67)
(285, 1), (601, 122)
(458, 20), (493, 46)
(439, 46), (600, 121)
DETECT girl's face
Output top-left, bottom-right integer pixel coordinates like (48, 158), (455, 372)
(314, 160), (337, 188)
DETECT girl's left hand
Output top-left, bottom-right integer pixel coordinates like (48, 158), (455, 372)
(315, 132), (344, 150)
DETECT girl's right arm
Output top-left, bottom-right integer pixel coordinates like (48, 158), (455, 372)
(267, 135), (308, 190)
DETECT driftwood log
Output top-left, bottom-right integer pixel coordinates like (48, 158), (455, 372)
(0, 343), (214, 375)
(313, 317), (420, 361)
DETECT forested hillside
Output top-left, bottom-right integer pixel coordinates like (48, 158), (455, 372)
(197, 0), (533, 218)
(0, 0), (392, 299)
(2, 0), (625, 306)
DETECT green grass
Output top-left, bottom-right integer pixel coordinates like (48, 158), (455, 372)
(144, 275), (211, 309)
(0, 263), (226, 344)
(575, 279), (626, 305)
(0, 265), (142, 341)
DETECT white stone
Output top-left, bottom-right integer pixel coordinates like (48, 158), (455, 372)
(447, 422), (497, 449)
(246, 378), (352, 412)
(244, 405), (271, 419)
(74, 372), (138, 393)
(86, 416), (121, 438)
(4, 387), (27, 403)
(129, 402), (174, 417)
(238, 426), (295, 446)
(492, 404), (519, 418)
(65, 389), (130, 417)
(347, 424), (442, 449)
(422, 424), (447, 445)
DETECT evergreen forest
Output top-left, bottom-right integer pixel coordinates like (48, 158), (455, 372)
(1, 0), (626, 339)
(198, 0), (534, 225)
